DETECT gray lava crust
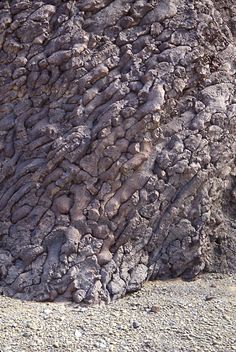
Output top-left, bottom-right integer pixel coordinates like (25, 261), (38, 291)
(0, 0), (236, 303)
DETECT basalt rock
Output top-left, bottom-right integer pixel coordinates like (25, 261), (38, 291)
(0, 0), (236, 304)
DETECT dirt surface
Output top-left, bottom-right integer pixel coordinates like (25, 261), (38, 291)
(0, 273), (235, 352)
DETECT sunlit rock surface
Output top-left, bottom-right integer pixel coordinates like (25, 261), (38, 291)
(0, 0), (235, 303)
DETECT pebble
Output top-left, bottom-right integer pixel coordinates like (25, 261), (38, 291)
(205, 295), (216, 301)
(132, 320), (140, 329)
(26, 322), (37, 330)
(22, 332), (31, 338)
(94, 339), (107, 349)
(223, 314), (231, 322)
(150, 305), (160, 313)
(74, 329), (83, 339)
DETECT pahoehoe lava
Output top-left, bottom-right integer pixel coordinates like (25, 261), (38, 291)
(0, 0), (236, 303)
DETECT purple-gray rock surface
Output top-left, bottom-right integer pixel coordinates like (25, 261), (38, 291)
(0, 0), (235, 303)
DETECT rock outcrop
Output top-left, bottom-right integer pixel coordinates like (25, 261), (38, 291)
(0, 0), (236, 303)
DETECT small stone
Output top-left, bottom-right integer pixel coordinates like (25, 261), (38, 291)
(53, 342), (59, 348)
(26, 322), (37, 330)
(210, 283), (217, 288)
(132, 320), (140, 329)
(205, 295), (216, 301)
(94, 339), (107, 349)
(143, 340), (153, 348)
(56, 316), (64, 321)
(75, 329), (83, 339)
(223, 314), (231, 322)
(22, 332), (31, 338)
(150, 305), (160, 313)
(79, 307), (87, 312)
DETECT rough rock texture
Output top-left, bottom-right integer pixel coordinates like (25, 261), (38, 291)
(0, 0), (236, 304)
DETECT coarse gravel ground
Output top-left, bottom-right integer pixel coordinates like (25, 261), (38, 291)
(0, 273), (235, 352)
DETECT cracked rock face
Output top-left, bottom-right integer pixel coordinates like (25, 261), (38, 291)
(0, 0), (236, 303)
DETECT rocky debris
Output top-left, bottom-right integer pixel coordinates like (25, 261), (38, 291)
(0, 0), (236, 303)
(0, 274), (235, 352)
(150, 304), (160, 313)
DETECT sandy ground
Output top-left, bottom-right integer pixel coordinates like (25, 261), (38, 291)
(0, 273), (235, 352)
